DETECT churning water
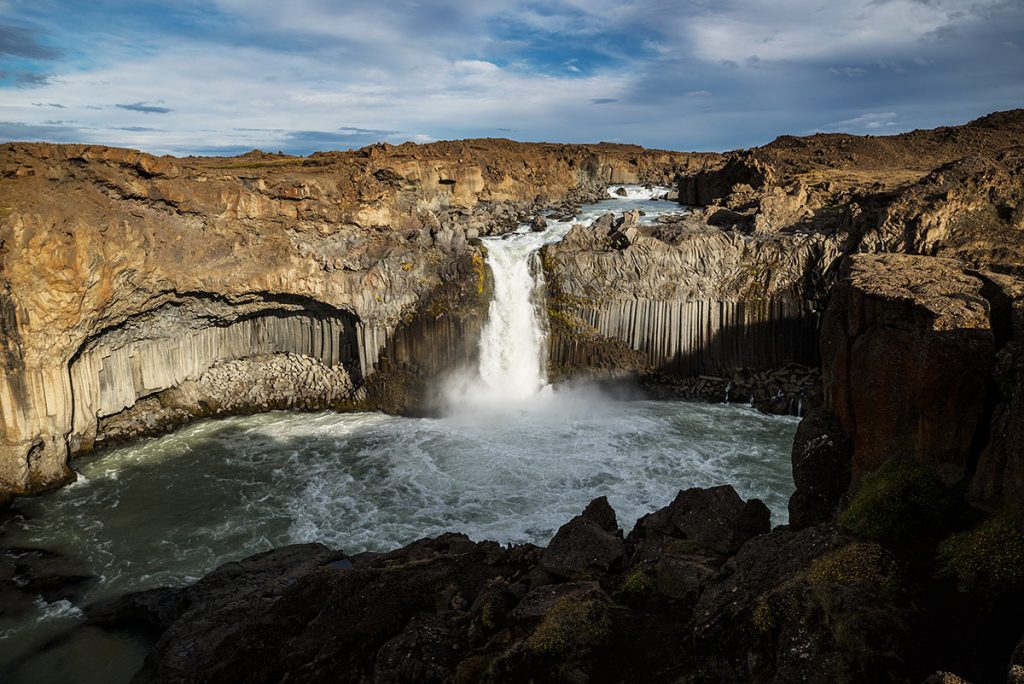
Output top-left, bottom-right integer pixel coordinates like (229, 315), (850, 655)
(0, 187), (799, 675)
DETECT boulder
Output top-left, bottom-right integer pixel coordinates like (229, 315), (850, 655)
(581, 495), (619, 533)
(539, 498), (625, 578)
(788, 407), (853, 529)
(629, 485), (771, 555)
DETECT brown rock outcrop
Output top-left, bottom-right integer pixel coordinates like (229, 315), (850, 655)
(859, 152), (1024, 265)
(675, 109), (1024, 256)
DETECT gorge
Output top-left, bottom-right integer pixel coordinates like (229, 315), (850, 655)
(1, 110), (1024, 683)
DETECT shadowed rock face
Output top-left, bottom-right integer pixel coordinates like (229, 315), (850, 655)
(822, 254), (995, 485)
(0, 139), (715, 496)
(541, 211), (841, 382)
(802, 253), (1024, 513)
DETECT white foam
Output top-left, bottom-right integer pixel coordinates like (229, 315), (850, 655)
(33, 597), (83, 622)
(607, 184), (672, 200)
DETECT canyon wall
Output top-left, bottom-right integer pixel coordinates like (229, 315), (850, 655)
(0, 140), (714, 497)
(3, 110), (1023, 500)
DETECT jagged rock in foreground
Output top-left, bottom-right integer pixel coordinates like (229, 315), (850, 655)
(77, 487), (1024, 684)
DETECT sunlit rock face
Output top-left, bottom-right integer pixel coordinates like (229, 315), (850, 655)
(0, 140), (714, 496)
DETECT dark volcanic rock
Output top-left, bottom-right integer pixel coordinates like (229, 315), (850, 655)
(539, 498), (625, 579)
(81, 484), (1024, 683)
(89, 543), (343, 682)
(969, 271), (1024, 511)
(582, 495), (619, 533)
(693, 525), (915, 683)
(629, 485), (771, 556)
(115, 534), (540, 684)
(822, 254), (994, 486)
(788, 407), (853, 529)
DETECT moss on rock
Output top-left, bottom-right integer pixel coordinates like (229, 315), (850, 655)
(937, 511), (1024, 596)
(808, 542), (900, 591)
(839, 459), (951, 545)
(525, 594), (611, 657)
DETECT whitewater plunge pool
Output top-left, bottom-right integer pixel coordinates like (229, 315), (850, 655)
(1, 187), (800, 678)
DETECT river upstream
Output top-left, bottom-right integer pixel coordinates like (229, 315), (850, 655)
(0, 187), (799, 680)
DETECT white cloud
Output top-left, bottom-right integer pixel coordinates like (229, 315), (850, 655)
(0, 37), (629, 153)
(816, 111), (901, 132)
(684, 0), (1007, 64)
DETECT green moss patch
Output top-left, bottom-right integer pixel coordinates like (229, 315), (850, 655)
(839, 459), (951, 545)
(526, 595), (611, 657)
(808, 542), (899, 591)
(937, 511), (1024, 596)
(620, 569), (655, 595)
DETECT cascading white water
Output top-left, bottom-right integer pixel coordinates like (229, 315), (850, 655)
(462, 185), (675, 406)
(476, 238), (549, 400)
(1, 185), (803, 678)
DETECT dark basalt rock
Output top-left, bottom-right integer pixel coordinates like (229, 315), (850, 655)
(88, 543), (344, 682)
(628, 484), (771, 556)
(788, 407), (853, 529)
(537, 517), (622, 580)
(693, 524), (918, 683)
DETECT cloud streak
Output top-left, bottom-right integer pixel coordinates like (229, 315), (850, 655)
(116, 102), (173, 114)
(0, 24), (60, 59)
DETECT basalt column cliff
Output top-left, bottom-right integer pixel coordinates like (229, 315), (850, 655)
(0, 140), (714, 497)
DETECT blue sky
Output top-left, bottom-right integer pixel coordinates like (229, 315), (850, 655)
(1, 0), (1022, 155)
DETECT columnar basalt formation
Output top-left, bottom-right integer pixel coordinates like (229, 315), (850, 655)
(0, 140), (714, 497)
(541, 212), (841, 385)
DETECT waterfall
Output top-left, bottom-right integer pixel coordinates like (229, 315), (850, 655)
(447, 185), (674, 409)
(476, 237), (549, 401)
